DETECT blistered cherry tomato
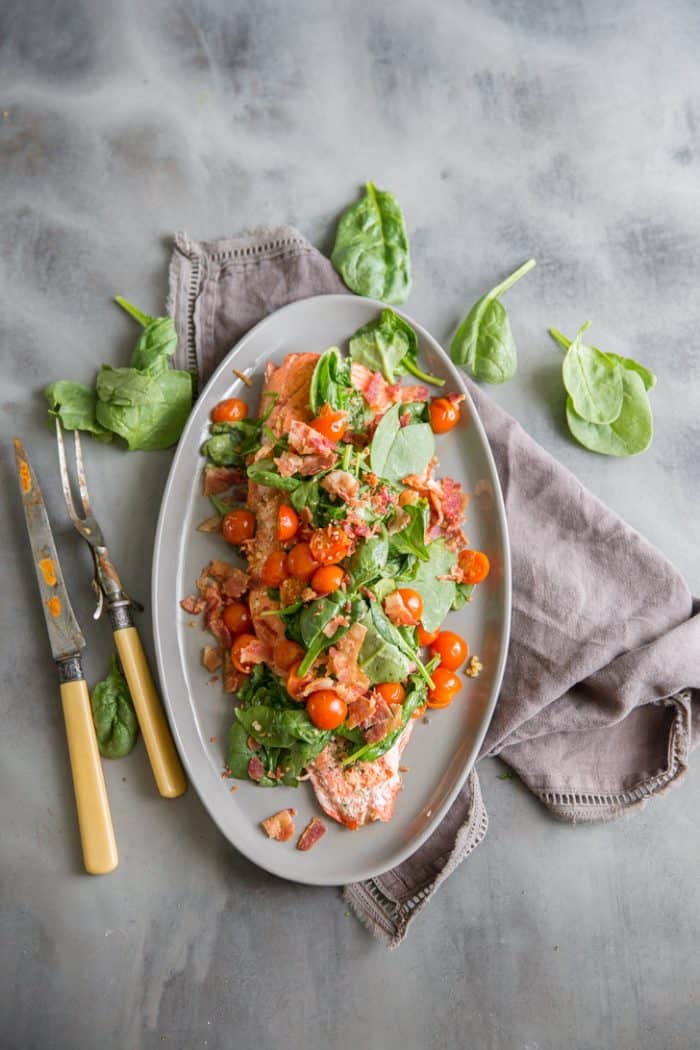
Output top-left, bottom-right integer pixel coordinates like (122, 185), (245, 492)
(397, 588), (423, 622)
(429, 630), (468, 671)
(306, 689), (348, 730)
(211, 398), (248, 423)
(310, 564), (345, 595)
(417, 624), (440, 646)
(286, 660), (307, 700)
(309, 526), (351, 566)
(287, 542), (320, 580)
(274, 639), (305, 671)
(231, 633), (257, 674)
(261, 551), (287, 588)
(310, 404), (347, 443)
(375, 682), (406, 705)
(222, 509), (255, 545)
(427, 667), (462, 709)
(221, 602), (252, 637)
(458, 549), (491, 584)
(429, 397), (460, 434)
(277, 504), (299, 542)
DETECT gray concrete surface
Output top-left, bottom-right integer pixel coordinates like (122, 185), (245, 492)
(2, 2), (699, 1047)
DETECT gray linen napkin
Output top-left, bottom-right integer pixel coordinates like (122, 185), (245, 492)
(168, 227), (700, 947)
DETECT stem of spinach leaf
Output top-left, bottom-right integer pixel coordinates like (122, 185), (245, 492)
(402, 358), (445, 386)
(491, 258), (536, 300)
(114, 296), (151, 328)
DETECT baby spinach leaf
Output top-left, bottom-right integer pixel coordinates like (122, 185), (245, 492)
(90, 655), (139, 759)
(348, 530), (389, 587)
(368, 601), (433, 686)
(331, 182), (411, 304)
(290, 478), (322, 518)
(309, 347), (347, 413)
(565, 369), (653, 457)
(45, 381), (113, 442)
(246, 460), (301, 491)
(451, 582), (475, 610)
(203, 420), (262, 466)
(451, 259), (535, 383)
(388, 501), (429, 562)
(227, 722), (278, 785)
(95, 365), (192, 451)
(238, 663), (290, 710)
(236, 705), (328, 749)
(549, 327), (657, 390)
(560, 322), (624, 425)
(297, 593), (349, 675)
(357, 605), (413, 685)
(349, 309), (443, 386)
(370, 403), (435, 483)
(400, 539), (457, 633)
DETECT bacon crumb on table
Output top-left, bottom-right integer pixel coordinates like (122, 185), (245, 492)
(296, 816), (326, 851)
(261, 808), (297, 842)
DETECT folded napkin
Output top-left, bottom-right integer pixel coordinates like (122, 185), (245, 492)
(169, 227), (700, 947)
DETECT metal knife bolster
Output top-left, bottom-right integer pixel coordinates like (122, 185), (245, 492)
(57, 654), (86, 685)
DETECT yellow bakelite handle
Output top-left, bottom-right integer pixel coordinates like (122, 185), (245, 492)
(113, 626), (186, 799)
(60, 679), (118, 875)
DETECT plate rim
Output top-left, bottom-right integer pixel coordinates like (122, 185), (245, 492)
(152, 293), (511, 886)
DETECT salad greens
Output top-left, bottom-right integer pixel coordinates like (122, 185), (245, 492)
(90, 655), (139, 759)
(560, 322), (623, 425)
(331, 182), (412, 304)
(400, 539), (457, 633)
(370, 403), (435, 482)
(450, 259), (536, 383)
(349, 308), (443, 386)
(46, 381), (113, 442)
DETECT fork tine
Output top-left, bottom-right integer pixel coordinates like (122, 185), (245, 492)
(55, 418), (82, 525)
(73, 428), (93, 517)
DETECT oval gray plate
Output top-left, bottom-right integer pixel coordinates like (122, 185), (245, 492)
(152, 294), (511, 886)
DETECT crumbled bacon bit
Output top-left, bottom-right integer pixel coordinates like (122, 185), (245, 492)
(248, 756), (265, 782)
(296, 816), (326, 851)
(346, 693), (377, 729)
(210, 735), (218, 743)
(384, 589), (420, 627)
(322, 613), (350, 637)
(202, 646), (223, 672)
(289, 419), (336, 457)
(321, 470), (360, 503)
(203, 466), (245, 495)
(197, 515), (223, 533)
(180, 594), (204, 615)
(261, 808), (297, 841)
(247, 736), (261, 751)
(364, 697), (403, 743)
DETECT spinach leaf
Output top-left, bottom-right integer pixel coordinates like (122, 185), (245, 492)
(290, 477), (322, 518)
(203, 420), (262, 466)
(116, 297), (178, 376)
(238, 663), (290, 709)
(451, 582), (475, 610)
(565, 369), (653, 456)
(400, 539), (457, 632)
(349, 309), (443, 386)
(450, 259), (535, 383)
(388, 501), (429, 562)
(309, 347), (347, 414)
(357, 604), (413, 684)
(227, 721), (278, 786)
(560, 322), (624, 425)
(549, 327), (657, 390)
(246, 460), (301, 492)
(331, 182), (411, 304)
(370, 403), (435, 483)
(95, 365), (192, 451)
(348, 530), (389, 587)
(298, 593), (349, 675)
(368, 601), (433, 686)
(90, 655), (139, 759)
(236, 705), (329, 749)
(45, 381), (113, 442)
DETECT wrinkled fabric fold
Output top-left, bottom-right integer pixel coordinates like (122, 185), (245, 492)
(169, 226), (699, 947)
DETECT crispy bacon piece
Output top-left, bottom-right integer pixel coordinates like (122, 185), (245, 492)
(296, 816), (326, 851)
(346, 693), (377, 730)
(274, 451), (305, 477)
(403, 457), (469, 549)
(261, 808), (297, 842)
(321, 470), (360, 503)
(364, 696), (404, 744)
(274, 450), (336, 476)
(301, 676), (337, 698)
(202, 646), (223, 672)
(248, 756), (265, 782)
(322, 613), (350, 638)
(197, 515), (223, 533)
(327, 622), (369, 698)
(180, 595), (204, 615)
(222, 651), (245, 694)
(351, 363), (429, 415)
(383, 589), (420, 627)
(237, 635), (273, 667)
(288, 419), (336, 457)
(203, 465), (245, 495)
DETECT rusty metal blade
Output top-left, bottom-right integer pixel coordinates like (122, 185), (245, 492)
(14, 438), (86, 661)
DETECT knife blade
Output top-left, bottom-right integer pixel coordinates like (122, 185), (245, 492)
(14, 437), (86, 664)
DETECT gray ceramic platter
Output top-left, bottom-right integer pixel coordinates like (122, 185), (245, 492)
(152, 294), (511, 886)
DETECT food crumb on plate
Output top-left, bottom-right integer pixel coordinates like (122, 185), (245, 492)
(233, 368), (253, 386)
(208, 676), (219, 685)
(296, 816), (326, 851)
(210, 735), (218, 743)
(261, 808), (297, 842)
(465, 655), (483, 678)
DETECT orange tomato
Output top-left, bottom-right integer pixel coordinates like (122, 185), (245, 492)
(429, 630), (468, 671)
(310, 404), (347, 443)
(398, 489), (419, 507)
(458, 549), (491, 584)
(221, 602), (252, 637)
(277, 504), (299, 542)
(286, 660), (307, 700)
(375, 682), (406, 705)
(310, 564), (345, 595)
(261, 551), (287, 588)
(309, 526), (351, 565)
(287, 542), (320, 580)
(427, 667), (462, 708)
(231, 633), (257, 674)
(417, 624), (440, 646)
(429, 397), (460, 434)
(211, 398), (248, 423)
(274, 638), (305, 671)
(397, 588), (424, 622)
(306, 689), (348, 730)
(222, 509), (255, 545)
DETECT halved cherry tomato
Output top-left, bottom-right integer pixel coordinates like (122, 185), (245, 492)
(429, 397), (460, 434)
(287, 542), (319, 580)
(274, 638), (305, 671)
(309, 525), (351, 565)
(429, 630), (468, 671)
(310, 564), (345, 595)
(397, 588), (424, 622)
(211, 397), (248, 423)
(458, 549), (491, 584)
(221, 601), (252, 637)
(417, 624), (440, 646)
(261, 551), (287, 588)
(286, 660), (307, 700)
(277, 504), (299, 542)
(231, 633), (257, 674)
(306, 689), (348, 730)
(222, 509), (255, 545)
(376, 682), (406, 705)
(427, 666), (462, 708)
(310, 404), (347, 443)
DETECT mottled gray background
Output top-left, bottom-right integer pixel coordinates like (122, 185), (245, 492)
(2, 1), (699, 1048)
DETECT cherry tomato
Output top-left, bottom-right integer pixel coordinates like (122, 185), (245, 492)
(429, 397), (460, 435)
(211, 398), (248, 423)
(429, 630), (468, 671)
(261, 551), (287, 588)
(398, 489), (419, 507)
(277, 504), (299, 542)
(221, 602), (252, 637)
(231, 633), (257, 674)
(306, 689), (348, 730)
(375, 682), (406, 705)
(309, 526), (351, 565)
(458, 549), (491, 584)
(417, 624), (440, 646)
(310, 404), (347, 443)
(287, 542), (320, 580)
(427, 666), (462, 709)
(286, 660), (307, 700)
(274, 638), (305, 671)
(397, 588), (424, 622)
(310, 564), (345, 595)
(222, 509), (256, 545)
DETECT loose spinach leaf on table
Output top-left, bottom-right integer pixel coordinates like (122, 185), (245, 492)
(565, 369), (653, 456)
(349, 308), (443, 386)
(331, 182), (412, 304)
(370, 403), (435, 483)
(115, 297), (178, 375)
(90, 655), (138, 759)
(451, 259), (535, 383)
(96, 365), (192, 451)
(399, 538), (457, 633)
(559, 322), (624, 425)
(549, 327), (657, 391)
(45, 380), (113, 442)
